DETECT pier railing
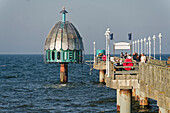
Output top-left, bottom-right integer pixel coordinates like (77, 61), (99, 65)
(148, 58), (167, 66)
(114, 61), (139, 75)
(94, 56), (140, 75)
(93, 56), (106, 70)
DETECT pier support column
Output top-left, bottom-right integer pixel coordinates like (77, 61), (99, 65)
(135, 89), (140, 101)
(120, 89), (132, 113)
(117, 89), (120, 112)
(132, 89), (136, 97)
(99, 70), (105, 83)
(60, 63), (68, 83)
(139, 91), (148, 108)
(159, 107), (168, 113)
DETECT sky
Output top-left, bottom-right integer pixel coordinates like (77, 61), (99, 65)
(0, 0), (170, 54)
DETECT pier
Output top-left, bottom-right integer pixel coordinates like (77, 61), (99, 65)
(91, 29), (170, 113)
(93, 55), (170, 113)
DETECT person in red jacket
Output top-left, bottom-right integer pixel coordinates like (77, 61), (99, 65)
(123, 58), (133, 71)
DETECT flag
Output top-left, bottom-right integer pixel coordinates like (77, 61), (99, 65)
(128, 33), (132, 40)
(110, 33), (113, 40)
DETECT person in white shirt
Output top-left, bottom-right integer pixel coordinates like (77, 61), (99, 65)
(127, 54), (132, 59)
(140, 53), (146, 63)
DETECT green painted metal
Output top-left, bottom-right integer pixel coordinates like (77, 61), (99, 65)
(66, 50), (69, 62)
(46, 50), (49, 62)
(54, 50), (57, 62)
(62, 13), (65, 23)
(45, 49), (83, 63)
(60, 49), (64, 62)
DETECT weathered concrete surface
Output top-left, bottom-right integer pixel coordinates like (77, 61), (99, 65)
(106, 75), (139, 90)
(120, 89), (132, 113)
(139, 91), (148, 107)
(117, 89), (120, 112)
(99, 70), (105, 83)
(135, 89), (140, 101)
(139, 62), (170, 110)
(93, 61), (106, 70)
(159, 107), (169, 113)
(132, 89), (136, 97)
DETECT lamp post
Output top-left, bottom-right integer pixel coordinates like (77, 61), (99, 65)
(158, 33), (162, 60)
(105, 28), (111, 77)
(132, 41), (135, 53)
(138, 40), (140, 55)
(93, 41), (96, 63)
(135, 40), (137, 52)
(148, 37), (151, 59)
(146, 42), (149, 57)
(153, 35), (156, 59)
(144, 38), (146, 55)
(141, 39), (143, 53)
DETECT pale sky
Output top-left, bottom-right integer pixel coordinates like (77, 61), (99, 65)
(0, 0), (170, 54)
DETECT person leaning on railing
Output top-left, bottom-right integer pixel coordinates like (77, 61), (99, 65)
(133, 52), (138, 61)
(140, 53), (146, 63)
(166, 56), (170, 68)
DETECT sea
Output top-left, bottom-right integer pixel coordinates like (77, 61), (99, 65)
(0, 54), (169, 113)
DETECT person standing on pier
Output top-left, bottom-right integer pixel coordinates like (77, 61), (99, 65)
(124, 52), (128, 59)
(127, 54), (132, 59)
(120, 52), (124, 58)
(140, 53), (146, 63)
(133, 52), (138, 61)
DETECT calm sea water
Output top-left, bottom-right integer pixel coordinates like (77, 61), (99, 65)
(0, 54), (169, 112)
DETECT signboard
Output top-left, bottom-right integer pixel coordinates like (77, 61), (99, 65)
(114, 42), (131, 50)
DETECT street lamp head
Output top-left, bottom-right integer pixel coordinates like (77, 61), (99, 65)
(133, 41), (134, 44)
(105, 28), (110, 36)
(141, 39), (143, 42)
(153, 35), (156, 40)
(138, 40), (140, 43)
(148, 36), (151, 41)
(144, 37), (146, 42)
(158, 33), (162, 39)
(93, 41), (95, 45)
(135, 40), (137, 43)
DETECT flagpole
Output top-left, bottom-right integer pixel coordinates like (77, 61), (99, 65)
(128, 33), (132, 54)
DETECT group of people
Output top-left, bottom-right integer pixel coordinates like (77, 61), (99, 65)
(120, 52), (147, 63)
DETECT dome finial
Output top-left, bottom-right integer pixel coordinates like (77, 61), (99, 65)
(60, 6), (68, 23)
(62, 6), (65, 10)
